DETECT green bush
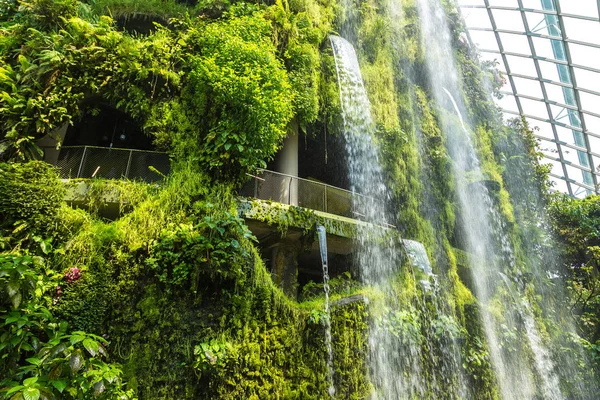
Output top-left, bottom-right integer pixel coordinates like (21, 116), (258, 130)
(0, 162), (64, 237)
(181, 12), (294, 182)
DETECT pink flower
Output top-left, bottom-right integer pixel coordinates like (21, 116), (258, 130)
(65, 267), (82, 283)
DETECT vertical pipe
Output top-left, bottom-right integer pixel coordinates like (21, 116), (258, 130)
(76, 146), (87, 179)
(125, 150), (133, 179)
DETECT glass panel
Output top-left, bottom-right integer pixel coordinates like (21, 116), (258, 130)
(579, 91), (600, 114)
(566, 164), (590, 182)
(556, 125), (582, 147)
(458, 0), (485, 5)
(520, 97), (549, 119)
(562, 146), (588, 167)
(588, 135), (600, 155)
(521, 0), (546, 11)
(505, 55), (537, 77)
(584, 113), (600, 133)
(550, 104), (579, 126)
(575, 68), (600, 93)
(493, 9), (524, 31)
(489, 0), (518, 6)
(544, 83), (573, 105)
(563, 17), (600, 46)
(594, 155), (600, 172)
(481, 52), (507, 73)
(559, 0), (598, 18)
(532, 37), (561, 60)
(527, 119), (554, 140)
(538, 60), (562, 82)
(539, 139), (559, 158)
(463, 8), (493, 29)
(513, 76), (543, 98)
(470, 30), (500, 52)
(548, 159), (565, 177)
(569, 43), (600, 71)
(549, 176), (569, 193)
(525, 11), (549, 35)
(499, 33), (531, 55)
(497, 94), (520, 113)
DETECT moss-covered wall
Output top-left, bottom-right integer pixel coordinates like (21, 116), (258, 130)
(1, 0), (598, 399)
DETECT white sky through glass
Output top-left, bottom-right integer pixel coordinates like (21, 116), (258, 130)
(459, 0), (600, 197)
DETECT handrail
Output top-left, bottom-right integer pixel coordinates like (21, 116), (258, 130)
(48, 145), (170, 182)
(253, 168), (377, 201)
(57, 145), (168, 155)
(241, 169), (394, 227)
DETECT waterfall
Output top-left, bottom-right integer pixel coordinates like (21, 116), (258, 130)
(330, 34), (433, 399)
(416, 0), (564, 398)
(317, 225), (336, 398)
(498, 273), (564, 400)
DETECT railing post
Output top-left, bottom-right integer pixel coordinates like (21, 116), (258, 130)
(323, 186), (326, 212)
(288, 176), (292, 205)
(76, 146), (87, 179)
(125, 150), (133, 179)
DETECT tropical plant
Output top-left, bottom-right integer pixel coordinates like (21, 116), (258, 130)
(0, 251), (135, 399)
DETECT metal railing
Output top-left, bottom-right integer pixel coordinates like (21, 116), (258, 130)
(240, 169), (391, 224)
(50, 146), (170, 182)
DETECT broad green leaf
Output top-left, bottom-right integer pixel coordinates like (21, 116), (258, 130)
(70, 349), (83, 373)
(5, 385), (24, 396)
(25, 357), (41, 366)
(11, 292), (22, 309)
(22, 387), (40, 400)
(7, 281), (19, 297)
(69, 334), (85, 345)
(23, 377), (38, 386)
(50, 379), (67, 393)
(83, 338), (99, 356)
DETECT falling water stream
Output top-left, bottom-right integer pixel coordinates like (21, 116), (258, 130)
(317, 225), (336, 398)
(327, 0), (596, 398)
(417, 0), (564, 398)
(330, 35), (416, 399)
(331, 31), (472, 399)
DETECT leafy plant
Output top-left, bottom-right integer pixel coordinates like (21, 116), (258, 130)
(0, 251), (135, 399)
(193, 339), (233, 373)
(146, 209), (256, 290)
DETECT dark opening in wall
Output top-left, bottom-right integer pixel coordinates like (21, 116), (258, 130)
(64, 103), (153, 150)
(55, 103), (169, 181)
(298, 130), (349, 190)
(115, 14), (167, 35)
(297, 251), (355, 301)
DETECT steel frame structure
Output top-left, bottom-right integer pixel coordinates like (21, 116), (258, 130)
(459, 0), (600, 197)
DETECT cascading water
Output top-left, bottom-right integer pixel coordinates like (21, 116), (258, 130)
(330, 35), (423, 399)
(316, 225), (336, 398)
(498, 273), (563, 400)
(331, 31), (470, 399)
(416, 0), (564, 398)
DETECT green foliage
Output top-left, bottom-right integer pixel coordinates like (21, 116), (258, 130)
(2, 0), (596, 398)
(146, 211), (256, 289)
(549, 194), (600, 347)
(179, 12), (293, 181)
(0, 250), (134, 399)
(193, 339), (232, 374)
(0, 162), (64, 239)
(0, 4), (180, 159)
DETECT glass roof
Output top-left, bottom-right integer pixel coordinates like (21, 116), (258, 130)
(459, 0), (600, 198)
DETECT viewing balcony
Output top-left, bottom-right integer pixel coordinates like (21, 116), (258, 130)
(240, 169), (391, 226)
(49, 145), (170, 182)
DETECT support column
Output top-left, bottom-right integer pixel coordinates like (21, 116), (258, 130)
(274, 122), (299, 205)
(36, 123), (68, 165)
(270, 240), (300, 299)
